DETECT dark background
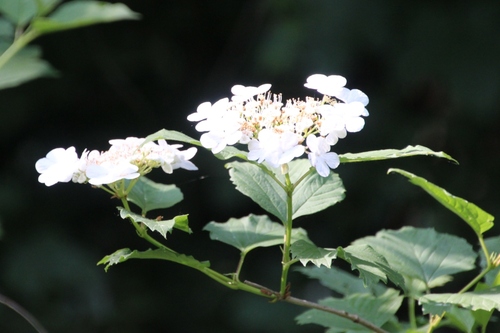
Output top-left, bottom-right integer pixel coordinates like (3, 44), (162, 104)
(1, 1), (500, 332)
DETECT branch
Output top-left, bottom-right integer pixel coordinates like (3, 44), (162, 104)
(244, 281), (390, 333)
(0, 293), (48, 333)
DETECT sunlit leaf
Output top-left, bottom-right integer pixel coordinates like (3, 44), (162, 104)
(32, 1), (140, 34)
(97, 248), (209, 272)
(118, 207), (177, 239)
(388, 168), (494, 235)
(291, 239), (337, 268)
(142, 129), (200, 146)
(126, 176), (183, 214)
(226, 159), (345, 223)
(420, 286), (500, 314)
(0, 44), (57, 89)
(339, 145), (458, 164)
(353, 227), (476, 296)
(203, 214), (308, 254)
(296, 266), (387, 297)
(337, 245), (406, 293)
(296, 289), (403, 332)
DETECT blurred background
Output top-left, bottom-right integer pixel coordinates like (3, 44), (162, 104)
(1, 1), (500, 332)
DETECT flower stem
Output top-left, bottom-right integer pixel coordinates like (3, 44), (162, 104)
(0, 29), (40, 70)
(0, 293), (48, 333)
(280, 172), (294, 296)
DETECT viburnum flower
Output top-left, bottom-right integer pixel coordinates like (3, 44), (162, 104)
(35, 137), (198, 187)
(187, 74), (369, 177)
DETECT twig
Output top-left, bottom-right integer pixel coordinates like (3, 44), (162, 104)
(0, 293), (48, 333)
(244, 281), (389, 333)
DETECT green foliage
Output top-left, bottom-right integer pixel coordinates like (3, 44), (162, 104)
(118, 207), (190, 239)
(389, 168), (494, 236)
(0, 44), (56, 89)
(339, 145), (458, 164)
(97, 248), (210, 272)
(226, 159), (345, 223)
(420, 286), (500, 314)
(337, 244), (406, 292)
(482, 236), (500, 286)
(353, 227), (477, 297)
(125, 176), (183, 214)
(296, 289), (403, 332)
(203, 214), (308, 254)
(31, 1), (140, 34)
(295, 266), (387, 296)
(290, 240), (337, 268)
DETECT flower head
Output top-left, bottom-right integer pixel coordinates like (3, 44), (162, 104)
(187, 74), (369, 177)
(35, 147), (80, 186)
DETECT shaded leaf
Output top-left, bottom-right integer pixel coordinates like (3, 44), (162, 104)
(126, 176), (183, 214)
(296, 289), (403, 332)
(337, 245), (406, 293)
(295, 266), (387, 297)
(388, 168), (494, 235)
(291, 239), (337, 268)
(0, 0), (37, 25)
(480, 236), (500, 286)
(339, 145), (457, 164)
(32, 1), (140, 34)
(0, 44), (57, 89)
(420, 286), (500, 314)
(354, 227), (476, 296)
(445, 306), (476, 333)
(203, 214), (308, 254)
(97, 248), (209, 272)
(226, 159), (345, 223)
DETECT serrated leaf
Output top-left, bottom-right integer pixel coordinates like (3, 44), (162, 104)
(226, 159), (345, 223)
(97, 248), (209, 272)
(0, 45), (57, 89)
(339, 145), (458, 164)
(296, 266), (387, 296)
(291, 239), (337, 268)
(420, 287), (500, 314)
(203, 214), (308, 254)
(125, 176), (183, 214)
(353, 227), (476, 296)
(337, 245), (406, 293)
(388, 168), (494, 235)
(296, 289), (403, 332)
(0, 0), (37, 25)
(32, 1), (140, 34)
(118, 207), (175, 239)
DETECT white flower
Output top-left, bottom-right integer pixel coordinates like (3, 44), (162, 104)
(187, 98), (229, 132)
(333, 102), (366, 133)
(231, 83), (271, 102)
(35, 147), (80, 186)
(306, 135), (340, 177)
(337, 87), (369, 116)
(248, 129), (304, 168)
(153, 140), (198, 173)
(86, 161), (140, 186)
(304, 74), (347, 97)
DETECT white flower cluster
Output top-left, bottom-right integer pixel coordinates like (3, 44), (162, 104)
(188, 74), (369, 177)
(35, 137), (198, 187)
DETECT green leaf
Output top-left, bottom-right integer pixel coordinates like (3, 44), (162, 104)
(97, 248), (209, 272)
(126, 176), (183, 214)
(203, 214), (308, 254)
(420, 286), (500, 314)
(296, 289), (403, 332)
(339, 145), (458, 164)
(118, 207), (174, 239)
(337, 245), (406, 293)
(35, 0), (62, 16)
(353, 227), (477, 296)
(226, 159), (345, 223)
(445, 306), (476, 333)
(296, 266), (388, 297)
(0, 0), (37, 26)
(388, 168), (494, 235)
(142, 129), (200, 146)
(0, 44), (57, 89)
(291, 239), (337, 268)
(32, 1), (140, 34)
(0, 18), (14, 39)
